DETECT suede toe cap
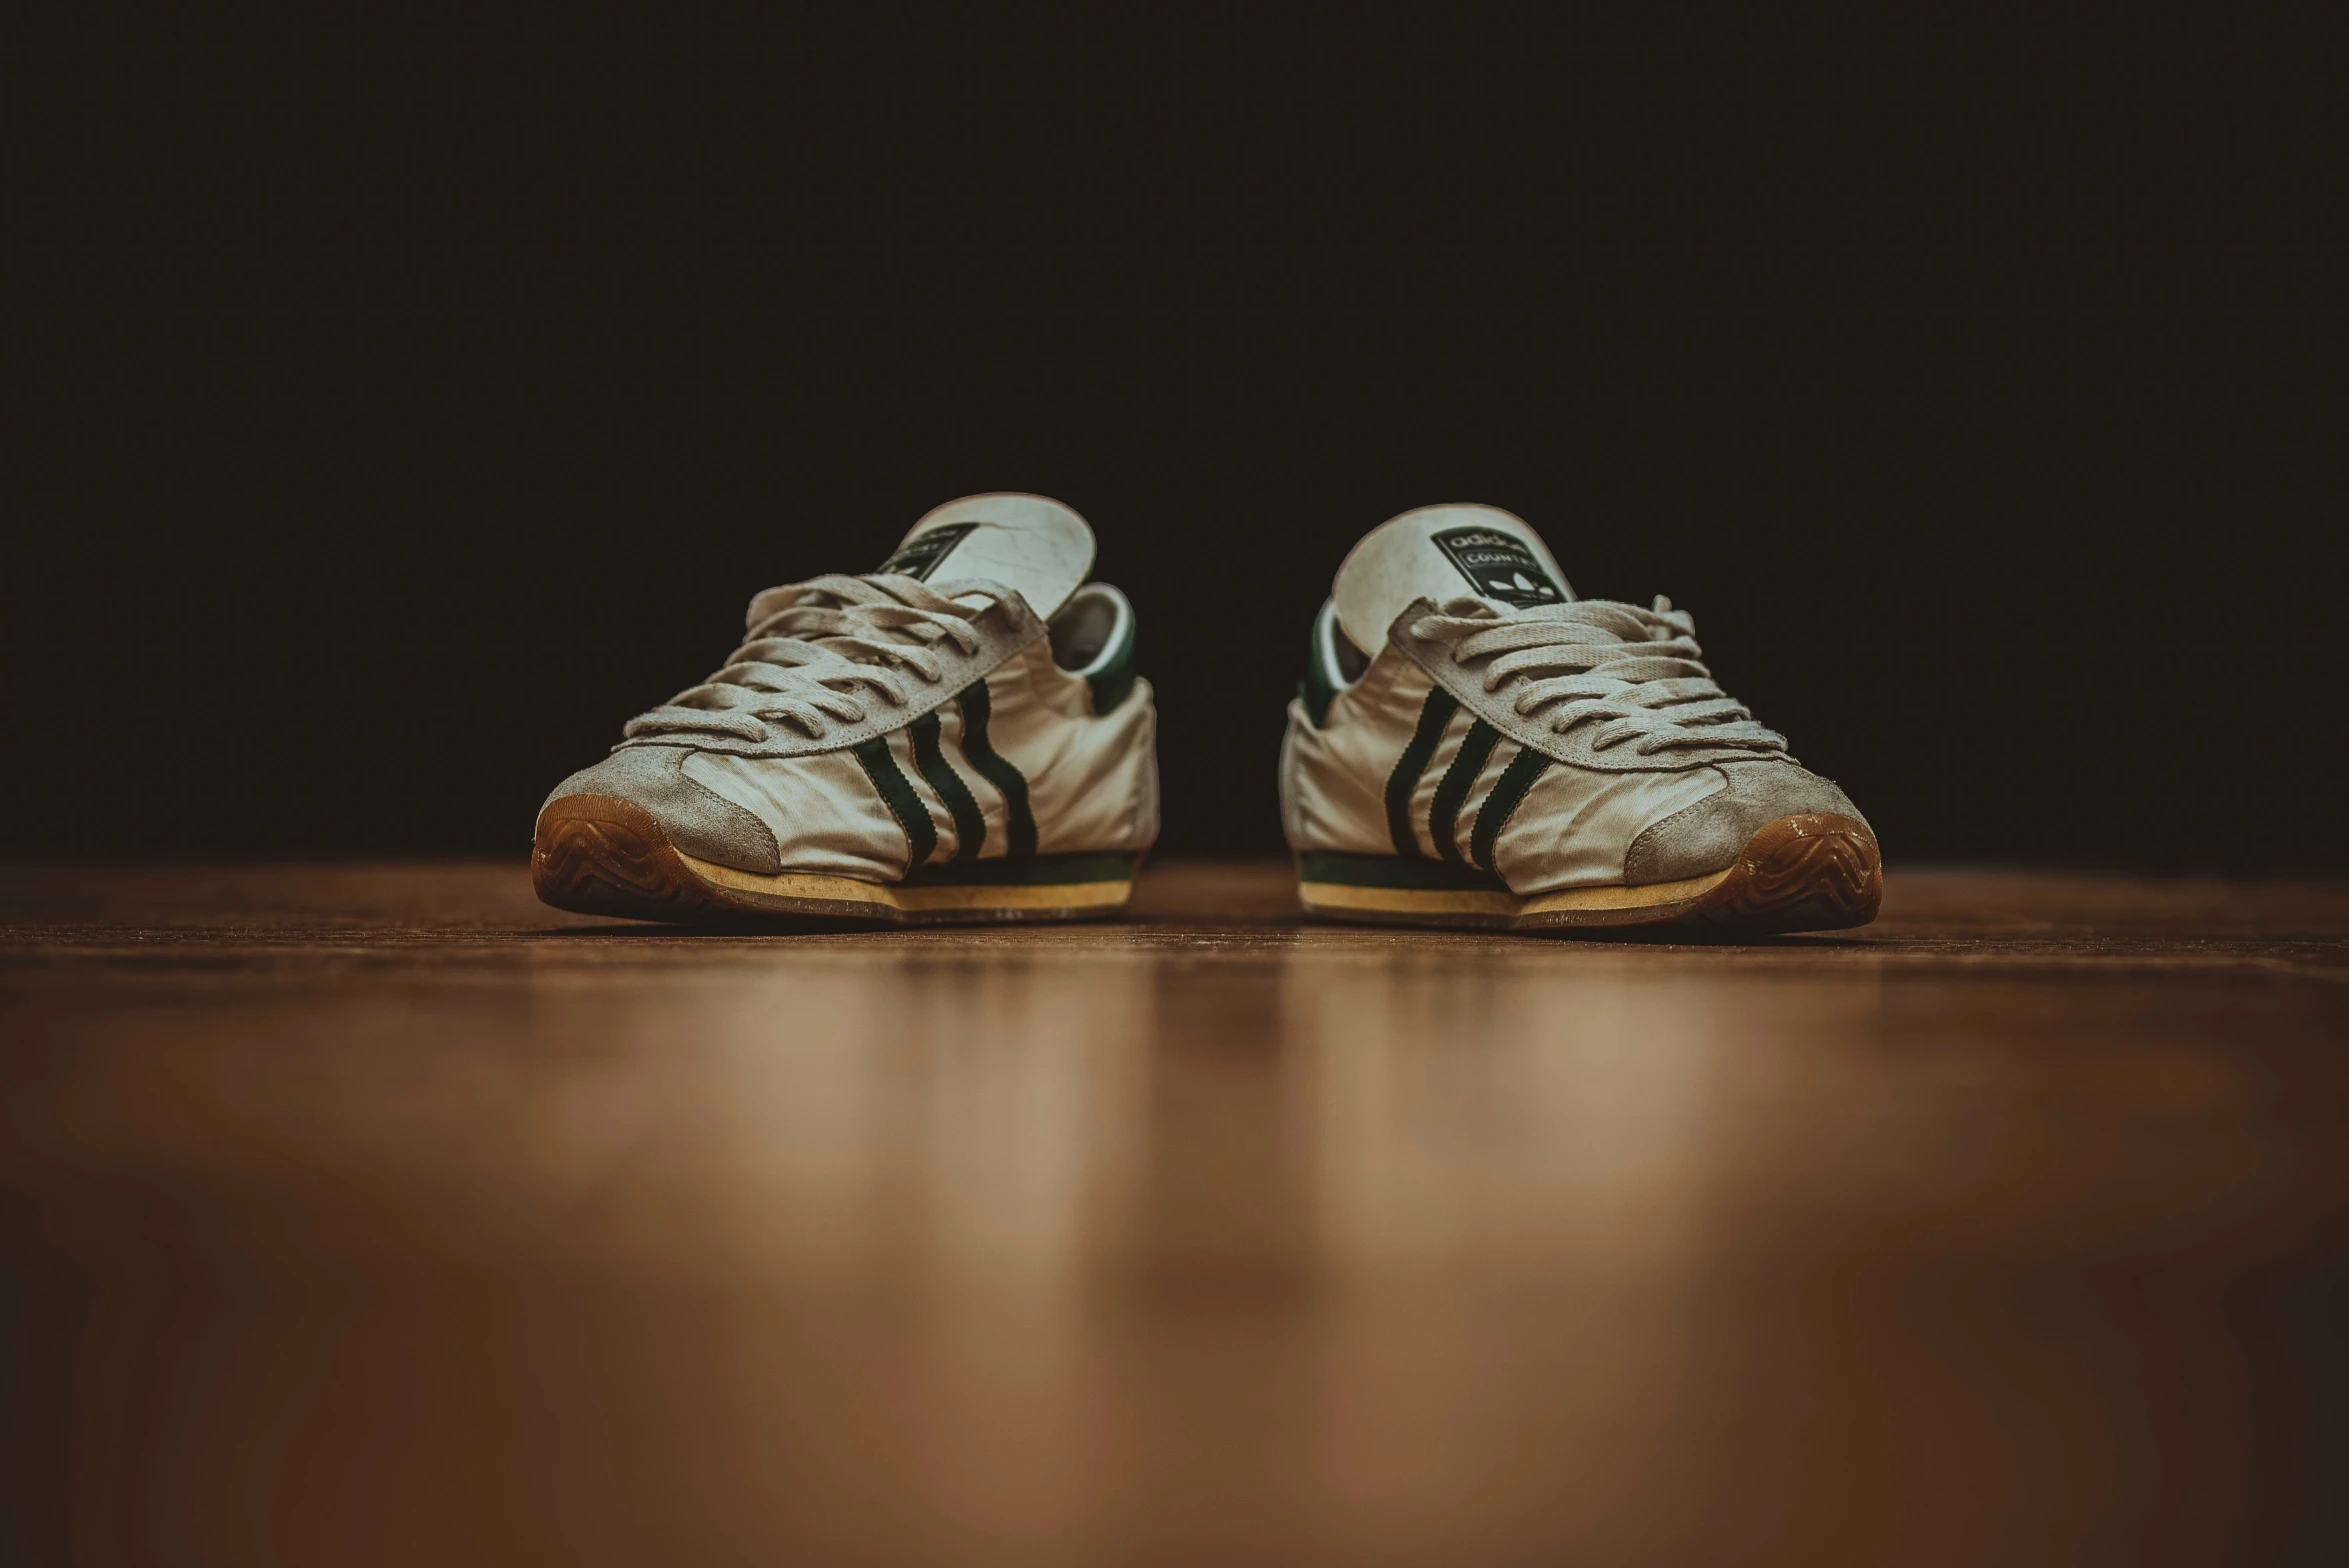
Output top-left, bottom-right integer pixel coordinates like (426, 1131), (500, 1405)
(539, 746), (780, 874)
(1623, 762), (1869, 885)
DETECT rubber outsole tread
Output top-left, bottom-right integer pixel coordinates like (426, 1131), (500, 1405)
(1296, 813), (1883, 935)
(532, 798), (730, 922)
(532, 795), (1135, 927)
(1690, 813), (1883, 934)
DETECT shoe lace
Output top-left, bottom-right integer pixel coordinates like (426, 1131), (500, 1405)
(1408, 595), (1789, 757)
(623, 573), (997, 746)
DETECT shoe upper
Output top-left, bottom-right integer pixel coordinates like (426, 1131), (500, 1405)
(1281, 504), (1868, 892)
(542, 494), (1159, 880)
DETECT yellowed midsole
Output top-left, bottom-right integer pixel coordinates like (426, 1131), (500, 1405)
(1298, 865), (1731, 918)
(676, 851), (1131, 912)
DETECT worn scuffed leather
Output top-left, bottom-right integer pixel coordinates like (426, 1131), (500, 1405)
(1621, 761), (1867, 885)
(540, 745), (782, 874)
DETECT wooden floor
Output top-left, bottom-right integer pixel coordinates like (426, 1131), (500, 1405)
(3, 861), (2346, 1565)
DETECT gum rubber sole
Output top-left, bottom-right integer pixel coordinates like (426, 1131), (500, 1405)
(532, 795), (1137, 926)
(1296, 813), (1883, 935)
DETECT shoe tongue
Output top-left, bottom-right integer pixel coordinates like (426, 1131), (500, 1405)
(877, 493), (1097, 618)
(1332, 503), (1575, 650)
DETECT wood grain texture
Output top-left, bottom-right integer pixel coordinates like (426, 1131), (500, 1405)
(3, 861), (2347, 1564)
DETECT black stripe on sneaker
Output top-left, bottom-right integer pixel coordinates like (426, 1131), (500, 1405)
(1428, 719), (1502, 864)
(955, 680), (1038, 858)
(909, 711), (988, 864)
(852, 736), (938, 871)
(1385, 686), (1460, 858)
(1469, 745), (1553, 872)
(1296, 850), (1508, 892)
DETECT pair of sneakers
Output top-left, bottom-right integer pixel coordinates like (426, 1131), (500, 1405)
(535, 494), (1881, 934)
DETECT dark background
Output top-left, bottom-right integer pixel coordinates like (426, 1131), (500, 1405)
(8, 12), (2343, 867)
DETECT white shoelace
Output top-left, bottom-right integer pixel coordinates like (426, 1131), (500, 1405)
(624, 574), (995, 746)
(1409, 596), (1789, 757)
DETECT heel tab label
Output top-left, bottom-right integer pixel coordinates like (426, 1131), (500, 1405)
(1432, 527), (1566, 608)
(879, 522), (979, 580)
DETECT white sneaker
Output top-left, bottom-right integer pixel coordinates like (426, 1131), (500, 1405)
(535, 494), (1159, 924)
(1281, 504), (1881, 932)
